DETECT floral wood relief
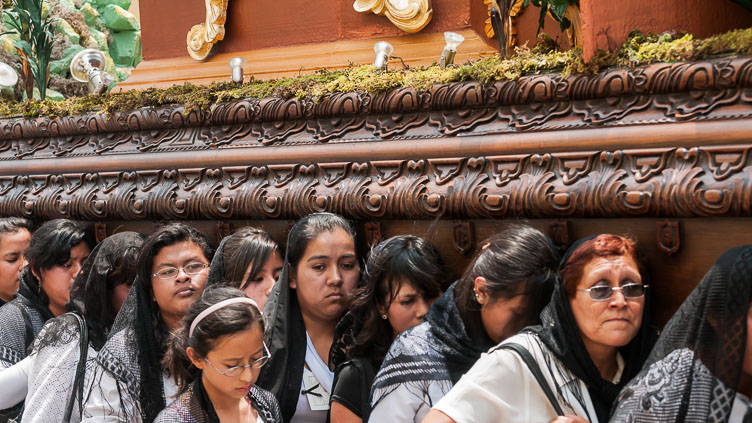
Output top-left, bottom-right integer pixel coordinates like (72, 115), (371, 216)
(353, 0), (432, 33)
(187, 0), (230, 61)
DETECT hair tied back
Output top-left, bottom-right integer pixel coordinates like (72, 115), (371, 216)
(189, 297), (259, 338)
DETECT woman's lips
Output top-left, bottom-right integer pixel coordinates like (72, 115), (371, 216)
(175, 287), (195, 297)
(235, 384), (252, 393)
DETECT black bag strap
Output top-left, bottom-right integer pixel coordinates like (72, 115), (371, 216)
(495, 342), (566, 416)
(63, 313), (89, 422)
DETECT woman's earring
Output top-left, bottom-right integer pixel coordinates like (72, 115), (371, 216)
(381, 314), (388, 320)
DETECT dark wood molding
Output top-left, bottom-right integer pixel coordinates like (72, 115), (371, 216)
(0, 57), (750, 222)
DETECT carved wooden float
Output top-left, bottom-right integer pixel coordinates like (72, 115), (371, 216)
(2, 56), (752, 324)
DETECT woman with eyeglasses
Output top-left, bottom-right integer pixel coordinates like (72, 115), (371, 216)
(423, 234), (656, 423)
(155, 286), (282, 422)
(82, 223), (214, 422)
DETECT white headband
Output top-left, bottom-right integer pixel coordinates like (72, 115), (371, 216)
(189, 297), (259, 338)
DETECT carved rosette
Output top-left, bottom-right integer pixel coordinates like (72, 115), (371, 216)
(187, 0), (230, 61)
(353, 0), (432, 33)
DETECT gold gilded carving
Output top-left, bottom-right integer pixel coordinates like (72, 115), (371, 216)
(187, 0), (230, 61)
(353, 0), (432, 33)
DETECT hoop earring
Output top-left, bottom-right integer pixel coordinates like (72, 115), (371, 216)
(381, 314), (388, 320)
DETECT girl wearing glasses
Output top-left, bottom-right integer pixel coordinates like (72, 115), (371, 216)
(156, 286), (282, 422)
(423, 234), (656, 423)
(83, 223), (214, 422)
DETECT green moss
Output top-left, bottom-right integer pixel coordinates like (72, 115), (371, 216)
(2, 27), (752, 119)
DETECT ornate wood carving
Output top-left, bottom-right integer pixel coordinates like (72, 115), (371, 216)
(364, 222), (383, 248)
(548, 220), (570, 252)
(187, 0), (230, 61)
(353, 0), (432, 33)
(0, 57), (751, 222)
(657, 220), (681, 255)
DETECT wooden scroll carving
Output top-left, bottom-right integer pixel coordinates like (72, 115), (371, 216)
(187, 0), (230, 61)
(1, 57), (751, 222)
(353, 0), (432, 33)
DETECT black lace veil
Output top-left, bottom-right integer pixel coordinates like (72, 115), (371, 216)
(610, 245), (752, 422)
(256, 229), (306, 422)
(206, 236), (231, 287)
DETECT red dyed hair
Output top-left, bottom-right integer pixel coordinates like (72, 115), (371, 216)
(560, 234), (645, 297)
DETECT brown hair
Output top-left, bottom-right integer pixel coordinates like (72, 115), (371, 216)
(220, 227), (279, 290)
(560, 234), (647, 297)
(162, 286), (264, 394)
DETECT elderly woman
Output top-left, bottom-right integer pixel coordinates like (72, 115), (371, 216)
(610, 245), (752, 422)
(423, 234), (655, 423)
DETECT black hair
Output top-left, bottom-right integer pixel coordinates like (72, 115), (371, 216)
(26, 219), (92, 306)
(286, 212), (357, 271)
(137, 223), (214, 286)
(137, 223), (214, 355)
(455, 224), (561, 342)
(348, 235), (447, 362)
(0, 217), (35, 240)
(163, 286), (264, 394)
(221, 227), (280, 291)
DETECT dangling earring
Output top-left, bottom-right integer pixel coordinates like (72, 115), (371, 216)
(381, 314), (388, 320)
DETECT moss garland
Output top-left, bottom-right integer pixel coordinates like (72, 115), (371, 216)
(1, 27), (751, 119)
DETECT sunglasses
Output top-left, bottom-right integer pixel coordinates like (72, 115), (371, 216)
(577, 283), (648, 301)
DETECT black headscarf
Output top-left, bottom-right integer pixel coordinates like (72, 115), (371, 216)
(85, 271), (168, 422)
(206, 236), (231, 287)
(529, 235), (656, 423)
(64, 231), (144, 351)
(256, 229), (306, 422)
(610, 245), (752, 422)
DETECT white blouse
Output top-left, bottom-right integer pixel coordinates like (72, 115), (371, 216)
(0, 322), (97, 422)
(433, 332), (622, 423)
(368, 379), (450, 423)
(82, 369), (178, 422)
(290, 332), (334, 423)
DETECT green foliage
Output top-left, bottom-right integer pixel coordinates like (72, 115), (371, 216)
(2, 0), (55, 99)
(523, 0), (578, 34)
(1, 27), (751, 119)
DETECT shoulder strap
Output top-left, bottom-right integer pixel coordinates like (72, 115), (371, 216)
(63, 313), (88, 422)
(495, 342), (565, 416)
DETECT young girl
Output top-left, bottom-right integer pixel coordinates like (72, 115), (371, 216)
(257, 212), (361, 423)
(156, 286), (282, 422)
(330, 235), (447, 423)
(208, 227), (283, 311)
